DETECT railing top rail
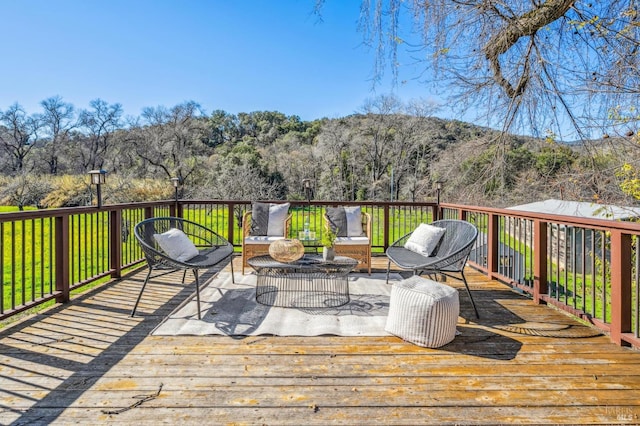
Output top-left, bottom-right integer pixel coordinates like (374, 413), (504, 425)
(4, 199), (639, 233)
(183, 200), (436, 207)
(0, 201), (174, 222)
(444, 202), (640, 233)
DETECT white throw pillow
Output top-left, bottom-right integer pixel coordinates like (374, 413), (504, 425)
(153, 228), (199, 262)
(344, 206), (364, 237)
(404, 223), (446, 256)
(267, 202), (290, 236)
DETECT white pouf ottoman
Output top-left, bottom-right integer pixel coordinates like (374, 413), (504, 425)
(385, 276), (459, 348)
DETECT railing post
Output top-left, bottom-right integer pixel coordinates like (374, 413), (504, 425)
(110, 209), (122, 279)
(383, 204), (390, 250)
(487, 213), (499, 279)
(610, 230), (632, 346)
(144, 206), (154, 219)
(533, 219), (548, 304)
(54, 215), (70, 303)
(228, 202), (236, 245)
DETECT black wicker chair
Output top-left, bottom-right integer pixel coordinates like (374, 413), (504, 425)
(386, 219), (480, 318)
(132, 217), (235, 319)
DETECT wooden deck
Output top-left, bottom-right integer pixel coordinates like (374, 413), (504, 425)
(2, 256), (640, 425)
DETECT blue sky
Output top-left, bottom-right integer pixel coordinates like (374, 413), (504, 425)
(0, 0), (436, 121)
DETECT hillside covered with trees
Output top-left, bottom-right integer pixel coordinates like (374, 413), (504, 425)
(0, 94), (637, 210)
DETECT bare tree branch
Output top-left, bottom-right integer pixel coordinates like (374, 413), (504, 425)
(483, 0), (575, 98)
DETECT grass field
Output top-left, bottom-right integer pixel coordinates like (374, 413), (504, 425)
(0, 206), (37, 213)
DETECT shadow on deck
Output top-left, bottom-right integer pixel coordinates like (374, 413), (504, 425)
(1, 256), (640, 425)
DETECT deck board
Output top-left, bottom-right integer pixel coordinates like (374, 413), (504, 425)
(2, 256), (640, 425)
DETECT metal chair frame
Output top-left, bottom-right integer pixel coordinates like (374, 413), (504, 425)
(132, 217), (235, 319)
(386, 219), (480, 318)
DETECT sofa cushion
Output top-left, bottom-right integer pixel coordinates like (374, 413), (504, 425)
(250, 202), (290, 236)
(267, 202), (290, 236)
(250, 202), (270, 236)
(334, 236), (369, 246)
(326, 206), (348, 237)
(404, 223), (446, 256)
(153, 228), (199, 262)
(244, 236), (286, 244)
(344, 206), (364, 237)
(326, 206), (365, 237)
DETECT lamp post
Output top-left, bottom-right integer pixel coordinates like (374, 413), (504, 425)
(170, 177), (181, 216)
(88, 170), (107, 208)
(435, 180), (444, 220)
(170, 177), (180, 203)
(302, 179), (313, 239)
(302, 179), (313, 203)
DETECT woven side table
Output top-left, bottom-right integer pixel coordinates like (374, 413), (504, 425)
(247, 254), (357, 308)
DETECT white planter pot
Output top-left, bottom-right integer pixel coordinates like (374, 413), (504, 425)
(322, 246), (335, 261)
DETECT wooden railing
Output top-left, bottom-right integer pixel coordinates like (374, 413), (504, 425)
(179, 200), (438, 252)
(0, 202), (173, 319)
(0, 200), (435, 321)
(441, 203), (640, 348)
(1, 199), (638, 349)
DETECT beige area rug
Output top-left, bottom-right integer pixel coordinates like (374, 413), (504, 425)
(152, 271), (403, 337)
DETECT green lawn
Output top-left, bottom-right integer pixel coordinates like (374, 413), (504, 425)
(0, 206), (37, 213)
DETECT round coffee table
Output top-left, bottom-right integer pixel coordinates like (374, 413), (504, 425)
(247, 254), (358, 308)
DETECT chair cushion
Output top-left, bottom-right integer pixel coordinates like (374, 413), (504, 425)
(244, 236), (286, 244)
(334, 236), (369, 246)
(267, 202), (290, 236)
(326, 206), (348, 237)
(153, 228), (199, 262)
(250, 202), (270, 236)
(250, 202), (290, 236)
(404, 223), (446, 256)
(326, 206), (365, 237)
(344, 206), (364, 237)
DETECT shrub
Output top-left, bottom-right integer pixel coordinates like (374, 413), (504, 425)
(40, 175), (89, 208)
(0, 175), (54, 210)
